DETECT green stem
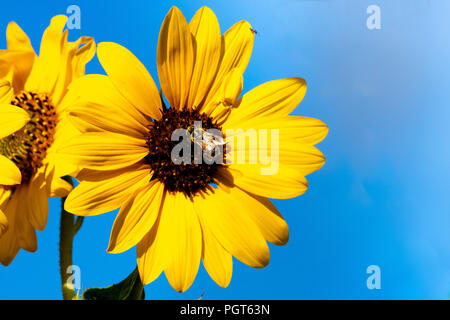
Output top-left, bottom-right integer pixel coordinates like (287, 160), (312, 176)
(59, 176), (83, 300)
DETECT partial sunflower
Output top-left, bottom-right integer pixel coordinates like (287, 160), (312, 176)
(60, 6), (327, 292)
(0, 16), (95, 265)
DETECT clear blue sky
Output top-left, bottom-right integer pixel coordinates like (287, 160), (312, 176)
(0, 0), (448, 299)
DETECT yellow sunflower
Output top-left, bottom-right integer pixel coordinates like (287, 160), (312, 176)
(0, 16), (95, 265)
(60, 6), (327, 292)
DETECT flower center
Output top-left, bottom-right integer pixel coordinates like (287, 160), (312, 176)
(0, 91), (57, 183)
(146, 108), (225, 196)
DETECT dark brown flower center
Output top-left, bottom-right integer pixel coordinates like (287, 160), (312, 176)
(0, 91), (57, 183)
(146, 107), (225, 196)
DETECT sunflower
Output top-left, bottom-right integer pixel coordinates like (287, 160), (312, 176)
(60, 6), (327, 292)
(0, 16), (95, 265)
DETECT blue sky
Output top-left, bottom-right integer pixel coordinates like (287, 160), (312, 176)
(0, 0), (449, 299)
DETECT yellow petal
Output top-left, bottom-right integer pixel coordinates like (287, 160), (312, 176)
(2, 22), (35, 92)
(0, 50), (35, 93)
(157, 6), (195, 109)
(0, 242), (19, 266)
(0, 216), (19, 266)
(226, 164), (309, 199)
(65, 163), (151, 216)
(137, 218), (165, 285)
(45, 165), (73, 198)
(46, 116), (82, 177)
(0, 80), (14, 104)
(57, 132), (149, 171)
(0, 104), (30, 139)
(0, 187), (12, 211)
(26, 169), (49, 231)
(220, 68), (244, 107)
(202, 20), (254, 113)
(97, 42), (162, 119)
(220, 20), (254, 74)
(208, 68), (244, 120)
(25, 15), (68, 93)
(161, 192), (202, 292)
(0, 209), (7, 237)
(225, 125), (326, 176)
(72, 38), (96, 80)
(0, 187), (11, 237)
(50, 113), (79, 151)
(107, 181), (165, 254)
(0, 188), (19, 265)
(9, 186), (37, 252)
(225, 187), (289, 245)
(194, 187), (270, 268)
(238, 116), (328, 145)
(223, 78), (307, 128)
(64, 74), (150, 128)
(52, 33), (95, 105)
(68, 101), (148, 139)
(187, 6), (222, 108)
(0, 155), (22, 185)
(199, 217), (233, 288)
(6, 22), (33, 51)
(49, 177), (73, 198)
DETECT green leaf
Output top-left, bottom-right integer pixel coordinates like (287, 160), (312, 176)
(82, 267), (145, 300)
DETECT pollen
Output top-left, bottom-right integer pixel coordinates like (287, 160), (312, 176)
(146, 108), (225, 196)
(0, 91), (57, 183)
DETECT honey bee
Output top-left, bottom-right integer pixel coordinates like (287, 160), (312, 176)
(186, 124), (202, 142)
(186, 124), (225, 163)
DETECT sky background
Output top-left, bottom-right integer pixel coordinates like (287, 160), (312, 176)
(0, 0), (449, 300)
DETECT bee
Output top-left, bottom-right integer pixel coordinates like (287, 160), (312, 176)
(186, 125), (226, 163)
(202, 130), (225, 148)
(202, 131), (226, 164)
(250, 28), (258, 35)
(186, 124), (201, 141)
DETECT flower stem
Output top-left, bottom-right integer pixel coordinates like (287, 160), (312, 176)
(59, 176), (84, 300)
